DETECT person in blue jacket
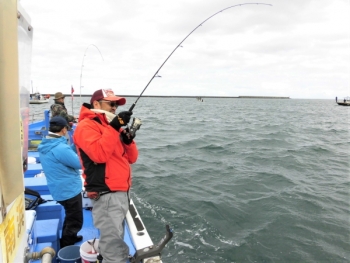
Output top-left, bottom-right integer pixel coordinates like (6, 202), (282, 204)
(38, 116), (83, 248)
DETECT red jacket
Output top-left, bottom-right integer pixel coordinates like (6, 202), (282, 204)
(73, 104), (138, 192)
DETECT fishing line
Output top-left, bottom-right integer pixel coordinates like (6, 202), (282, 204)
(129, 2), (272, 112)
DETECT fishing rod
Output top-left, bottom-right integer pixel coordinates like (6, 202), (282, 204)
(128, 2), (272, 112)
(79, 44), (104, 105)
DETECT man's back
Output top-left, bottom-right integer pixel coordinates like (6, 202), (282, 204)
(38, 135), (81, 201)
(50, 102), (74, 122)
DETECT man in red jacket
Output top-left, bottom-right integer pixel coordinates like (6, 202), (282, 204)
(73, 89), (138, 263)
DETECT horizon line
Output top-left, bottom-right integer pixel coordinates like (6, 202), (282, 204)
(47, 94), (292, 99)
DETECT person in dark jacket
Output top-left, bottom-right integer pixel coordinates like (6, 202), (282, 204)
(50, 92), (76, 123)
(73, 89), (138, 263)
(38, 116), (83, 248)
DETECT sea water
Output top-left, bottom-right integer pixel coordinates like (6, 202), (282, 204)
(30, 98), (350, 263)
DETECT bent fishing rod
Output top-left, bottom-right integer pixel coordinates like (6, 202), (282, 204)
(128, 2), (272, 112)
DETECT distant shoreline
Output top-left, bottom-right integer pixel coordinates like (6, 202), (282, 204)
(52, 94), (291, 99)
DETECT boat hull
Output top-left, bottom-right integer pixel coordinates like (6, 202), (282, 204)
(29, 99), (49, 104)
(336, 102), (350, 106)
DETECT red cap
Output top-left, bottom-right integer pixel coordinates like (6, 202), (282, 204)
(90, 89), (126, 105)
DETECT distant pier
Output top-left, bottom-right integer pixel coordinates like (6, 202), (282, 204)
(238, 96), (290, 99)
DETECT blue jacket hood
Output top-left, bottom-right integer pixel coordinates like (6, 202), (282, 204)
(38, 135), (65, 153)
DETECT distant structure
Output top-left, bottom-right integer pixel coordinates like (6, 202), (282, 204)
(238, 96), (290, 99)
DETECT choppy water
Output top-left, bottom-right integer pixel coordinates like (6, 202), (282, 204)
(30, 98), (350, 263)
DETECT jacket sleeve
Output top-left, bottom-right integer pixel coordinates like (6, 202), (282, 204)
(73, 119), (123, 163)
(54, 144), (81, 169)
(123, 140), (138, 164)
(59, 110), (75, 122)
(66, 114), (75, 122)
(70, 142), (77, 153)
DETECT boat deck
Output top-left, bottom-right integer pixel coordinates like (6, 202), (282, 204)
(77, 209), (136, 256)
(25, 184), (136, 263)
(24, 152), (148, 263)
(25, 117), (171, 262)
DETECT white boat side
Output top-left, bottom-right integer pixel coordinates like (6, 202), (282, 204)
(0, 1), (34, 262)
(29, 99), (50, 104)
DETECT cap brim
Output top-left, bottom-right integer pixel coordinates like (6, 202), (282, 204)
(103, 96), (126, 106)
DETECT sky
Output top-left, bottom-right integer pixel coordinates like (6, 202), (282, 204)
(19, 0), (349, 99)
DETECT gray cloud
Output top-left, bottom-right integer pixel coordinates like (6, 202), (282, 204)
(20, 0), (349, 98)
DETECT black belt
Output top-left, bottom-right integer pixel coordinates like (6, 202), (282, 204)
(99, 191), (116, 196)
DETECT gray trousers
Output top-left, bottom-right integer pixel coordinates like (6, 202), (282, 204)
(92, 191), (129, 263)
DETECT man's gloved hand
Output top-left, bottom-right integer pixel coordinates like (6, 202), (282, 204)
(118, 111), (132, 125)
(121, 128), (135, 145)
(110, 111), (133, 131)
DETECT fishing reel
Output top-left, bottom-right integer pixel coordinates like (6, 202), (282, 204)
(129, 117), (142, 137)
